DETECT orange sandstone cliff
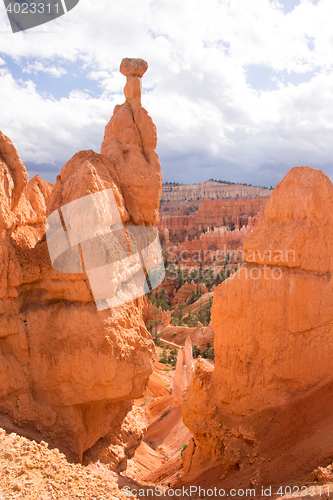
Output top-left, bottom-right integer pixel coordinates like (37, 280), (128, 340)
(182, 166), (333, 488)
(0, 58), (161, 465)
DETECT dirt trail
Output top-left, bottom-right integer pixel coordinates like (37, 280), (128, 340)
(159, 338), (183, 349)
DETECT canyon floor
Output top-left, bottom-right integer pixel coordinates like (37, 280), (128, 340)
(1, 361), (333, 500)
(2, 183), (332, 498)
(1, 340), (333, 499)
(0, 349), (189, 500)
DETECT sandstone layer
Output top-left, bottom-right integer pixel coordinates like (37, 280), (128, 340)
(142, 296), (171, 328)
(160, 180), (271, 205)
(182, 167), (333, 488)
(101, 58), (161, 226)
(157, 197), (268, 246)
(171, 281), (208, 307)
(160, 324), (214, 351)
(0, 58), (161, 463)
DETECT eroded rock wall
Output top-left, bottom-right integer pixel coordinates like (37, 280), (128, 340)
(157, 197), (268, 246)
(161, 181), (271, 205)
(181, 166), (333, 488)
(0, 58), (161, 464)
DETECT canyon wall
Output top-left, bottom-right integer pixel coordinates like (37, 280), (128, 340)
(167, 226), (252, 264)
(182, 166), (333, 488)
(161, 181), (271, 204)
(171, 281), (208, 307)
(0, 58), (161, 464)
(157, 198), (268, 245)
(163, 206), (265, 266)
(142, 296), (172, 327)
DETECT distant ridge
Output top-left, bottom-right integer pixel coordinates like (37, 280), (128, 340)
(163, 179), (273, 189)
(161, 180), (272, 205)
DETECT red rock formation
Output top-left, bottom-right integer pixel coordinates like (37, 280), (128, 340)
(82, 406), (147, 472)
(160, 324), (214, 351)
(101, 58), (161, 226)
(181, 167), (333, 488)
(171, 281), (208, 306)
(157, 197), (269, 245)
(163, 227), (170, 245)
(167, 226), (252, 266)
(142, 296), (171, 327)
(0, 58), (160, 464)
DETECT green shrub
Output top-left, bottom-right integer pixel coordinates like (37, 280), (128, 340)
(180, 443), (188, 454)
(159, 350), (168, 364)
(202, 345), (215, 361)
(193, 345), (201, 358)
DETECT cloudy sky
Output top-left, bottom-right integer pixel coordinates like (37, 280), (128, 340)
(0, 0), (332, 187)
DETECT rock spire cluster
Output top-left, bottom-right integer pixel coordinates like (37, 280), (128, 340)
(0, 58), (161, 464)
(181, 166), (333, 488)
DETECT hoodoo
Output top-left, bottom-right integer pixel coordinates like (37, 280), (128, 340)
(0, 58), (161, 466)
(182, 166), (333, 488)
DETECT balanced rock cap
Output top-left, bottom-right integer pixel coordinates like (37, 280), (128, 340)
(120, 58), (148, 78)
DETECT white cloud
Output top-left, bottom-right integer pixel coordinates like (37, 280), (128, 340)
(0, 67), (123, 170)
(0, 0), (333, 185)
(22, 61), (67, 77)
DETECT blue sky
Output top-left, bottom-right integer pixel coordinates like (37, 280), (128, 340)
(0, 0), (333, 188)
